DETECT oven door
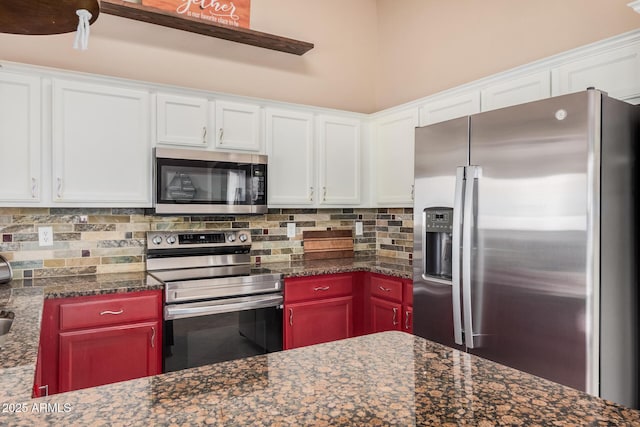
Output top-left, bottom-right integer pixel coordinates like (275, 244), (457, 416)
(163, 293), (283, 373)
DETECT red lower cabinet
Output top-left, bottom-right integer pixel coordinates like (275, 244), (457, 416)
(366, 274), (413, 334)
(285, 296), (353, 349)
(370, 296), (402, 333)
(283, 273), (354, 350)
(282, 272), (413, 350)
(58, 321), (160, 393)
(36, 290), (162, 396)
(402, 280), (413, 333)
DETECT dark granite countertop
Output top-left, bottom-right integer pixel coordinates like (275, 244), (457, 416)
(2, 258), (637, 425)
(1, 331), (638, 425)
(262, 256), (413, 279)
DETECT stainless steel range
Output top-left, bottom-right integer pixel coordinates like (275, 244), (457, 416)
(146, 230), (284, 373)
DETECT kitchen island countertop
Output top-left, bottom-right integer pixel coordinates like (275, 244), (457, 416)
(1, 331), (639, 426)
(1, 258), (639, 425)
(0, 257), (411, 402)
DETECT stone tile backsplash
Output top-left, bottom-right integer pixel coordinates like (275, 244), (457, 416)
(0, 208), (413, 279)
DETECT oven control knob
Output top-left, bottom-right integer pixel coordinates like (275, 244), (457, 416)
(239, 233), (248, 242)
(227, 233), (236, 243)
(151, 235), (163, 245)
(166, 235), (177, 245)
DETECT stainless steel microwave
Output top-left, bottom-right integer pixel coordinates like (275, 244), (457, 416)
(153, 148), (268, 215)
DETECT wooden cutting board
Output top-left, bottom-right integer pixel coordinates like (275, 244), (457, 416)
(303, 230), (354, 260)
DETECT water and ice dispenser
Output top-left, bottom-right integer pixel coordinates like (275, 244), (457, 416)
(423, 207), (453, 280)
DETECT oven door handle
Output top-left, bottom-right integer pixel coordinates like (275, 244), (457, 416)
(165, 294), (283, 320)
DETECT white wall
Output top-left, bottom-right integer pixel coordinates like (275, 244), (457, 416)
(375, 0), (640, 110)
(0, 0), (638, 113)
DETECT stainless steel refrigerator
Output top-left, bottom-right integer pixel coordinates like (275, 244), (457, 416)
(413, 89), (639, 409)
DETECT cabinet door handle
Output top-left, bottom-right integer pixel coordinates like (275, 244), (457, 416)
(151, 326), (156, 348)
(405, 310), (410, 330)
(392, 307), (398, 326)
(313, 286), (330, 291)
(38, 384), (49, 397)
(99, 309), (124, 315)
(309, 186), (314, 202)
(289, 308), (293, 326)
(411, 184), (415, 201)
(56, 177), (63, 199)
(202, 126), (207, 143)
(219, 128), (224, 143)
(31, 178), (37, 199)
(378, 286), (392, 292)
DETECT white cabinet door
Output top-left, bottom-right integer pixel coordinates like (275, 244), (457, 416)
(215, 100), (261, 152)
(52, 79), (151, 206)
(0, 72), (41, 204)
(156, 93), (209, 147)
(419, 90), (480, 126)
(481, 70), (551, 112)
(551, 43), (640, 102)
(317, 115), (361, 205)
(265, 108), (315, 205)
(374, 108), (418, 205)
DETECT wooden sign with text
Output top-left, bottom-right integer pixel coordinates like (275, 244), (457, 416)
(142, 0), (250, 28)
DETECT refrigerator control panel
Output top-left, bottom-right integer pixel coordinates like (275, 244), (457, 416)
(424, 208), (453, 233)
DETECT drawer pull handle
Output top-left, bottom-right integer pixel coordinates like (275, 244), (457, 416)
(392, 307), (398, 326)
(151, 326), (156, 348)
(100, 309), (124, 316)
(289, 308), (293, 326)
(405, 311), (410, 330)
(313, 286), (330, 291)
(379, 286), (392, 292)
(38, 385), (49, 397)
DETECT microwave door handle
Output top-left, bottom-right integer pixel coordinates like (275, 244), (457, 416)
(451, 166), (465, 346)
(462, 165), (481, 349)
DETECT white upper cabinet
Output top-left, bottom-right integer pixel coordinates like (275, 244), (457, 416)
(419, 90), (480, 126)
(266, 108), (315, 205)
(317, 115), (361, 205)
(374, 108), (419, 206)
(52, 79), (151, 206)
(215, 100), (261, 152)
(156, 93), (209, 147)
(551, 43), (640, 102)
(0, 72), (41, 204)
(481, 70), (551, 112)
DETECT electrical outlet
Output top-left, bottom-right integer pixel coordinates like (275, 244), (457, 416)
(355, 221), (363, 236)
(38, 226), (53, 247)
(287, 223), (296, 238)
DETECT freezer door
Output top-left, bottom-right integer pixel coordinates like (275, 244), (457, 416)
(413, 117), (468, 350)
(466, 91), (594, 392)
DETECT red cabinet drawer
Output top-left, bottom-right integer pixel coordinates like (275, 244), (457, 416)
(285, 274), (353, 303)
(59, 291), (161, 331)
(370, 275), (403, 303)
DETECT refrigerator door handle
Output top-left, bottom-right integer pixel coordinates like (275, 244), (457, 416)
(462, 165), (481, 349)
(451, 166), (466, 346)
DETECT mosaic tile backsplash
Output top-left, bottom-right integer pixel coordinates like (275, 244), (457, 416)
(0, 208), (413, 279)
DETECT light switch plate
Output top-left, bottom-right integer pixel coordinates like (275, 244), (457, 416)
(38, 226), (53, 247)
(355, 221), (363, 236)
(287, 223), (296, 238)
